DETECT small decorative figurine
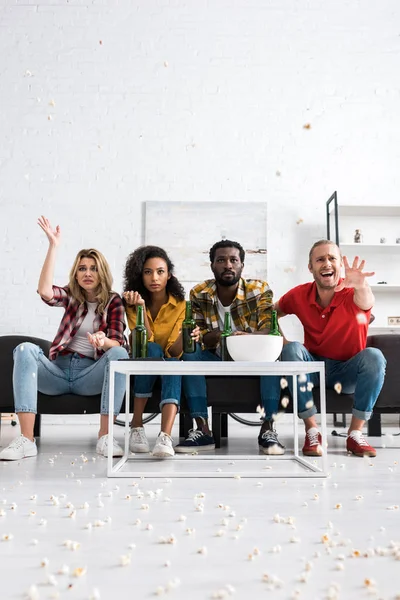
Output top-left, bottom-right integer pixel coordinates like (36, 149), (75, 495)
(396, 238), (400, 244)
(354, 229), (362, 243)
(380, 237), (387, 244)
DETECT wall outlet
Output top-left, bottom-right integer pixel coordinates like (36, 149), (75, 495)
(388, 316), (400, 326)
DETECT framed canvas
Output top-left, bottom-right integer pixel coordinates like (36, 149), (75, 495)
(144, 201), (268, 292)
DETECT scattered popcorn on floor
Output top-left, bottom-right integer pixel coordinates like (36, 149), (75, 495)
(120, 554), (131, 566)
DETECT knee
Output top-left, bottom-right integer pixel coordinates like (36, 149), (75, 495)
(361, 348), (386, 373)
(105, 346), (129, 361)
(182, 343), (203, 361)
(147, 342), (163, 358)
(281, 341), (306, 361)
(13, 342), (40, 362)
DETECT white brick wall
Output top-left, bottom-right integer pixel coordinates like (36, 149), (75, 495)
(1, 0), (399, 340)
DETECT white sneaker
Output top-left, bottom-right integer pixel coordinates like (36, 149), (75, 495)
(96, 434), (124, 457)
(129, 427), (150, 453)
(0, 435), (37, 461)
(152, 432), (175, 458)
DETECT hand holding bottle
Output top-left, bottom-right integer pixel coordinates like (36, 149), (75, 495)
(123, 291), (145, 307)
(190, 325), (201, 343)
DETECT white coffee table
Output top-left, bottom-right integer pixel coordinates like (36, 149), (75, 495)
(107, 360), (328, 478)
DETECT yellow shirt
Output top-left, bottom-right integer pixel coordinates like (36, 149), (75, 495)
(126, 295), (186, 358)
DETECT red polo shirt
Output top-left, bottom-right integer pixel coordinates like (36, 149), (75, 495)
(279, 282), (371, 361)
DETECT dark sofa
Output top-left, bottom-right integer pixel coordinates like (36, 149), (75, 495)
(0, 334), (399, 446)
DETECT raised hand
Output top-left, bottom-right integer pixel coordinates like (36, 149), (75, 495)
(38, 216), (61, 247)
(123, 291), (145, 307)
(335, 256), (375, 292)
(87, 331), (106, 349)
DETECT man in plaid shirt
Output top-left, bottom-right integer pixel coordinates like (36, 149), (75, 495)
(175, 239), (285, 455)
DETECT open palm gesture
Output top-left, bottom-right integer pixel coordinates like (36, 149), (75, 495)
(335, 256), (375, 292)
(38, 215), (61, 246)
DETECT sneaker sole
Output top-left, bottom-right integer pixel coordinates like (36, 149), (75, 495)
(0, 452), (37, 461)
(129, 446), (150, 453)
(348, 449), (376, 458)
(302, 450), (323, 457)
(152, 450), (175, 458)
(259, 445), (285, 456)
(96, 449), (124, 458)
(174, 445), (216, 453)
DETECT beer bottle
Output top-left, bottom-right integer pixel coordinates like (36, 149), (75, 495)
(131, 305), (148, 358)
(220, 310), (233, 361)
(182, 301), (196, 353)
(269, 310), (282, 336)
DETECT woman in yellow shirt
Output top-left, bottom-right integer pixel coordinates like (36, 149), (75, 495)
(123, 246), (199, 458)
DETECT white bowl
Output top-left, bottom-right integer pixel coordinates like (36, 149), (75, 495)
(227, 334), (283, 362)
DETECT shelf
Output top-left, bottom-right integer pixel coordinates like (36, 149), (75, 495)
(339, 243), (400, 250)
(329, 205), (400, 217)
(368, 326), (400, 335)
(371, 285), (400, 292)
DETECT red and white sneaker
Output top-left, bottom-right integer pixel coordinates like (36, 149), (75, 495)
(346, 431), (376, 457)
(302, 427), (323, 456)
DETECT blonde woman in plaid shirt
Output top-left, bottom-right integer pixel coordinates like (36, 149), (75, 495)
(0, 216), (129, 461)
(175, 240), (285, 455)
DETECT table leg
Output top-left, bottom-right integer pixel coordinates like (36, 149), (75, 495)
(319, 366), (328, 475)
(292, 374), (299, 458)
(107, 364), (116, 476)
(124, 373), (130, 457)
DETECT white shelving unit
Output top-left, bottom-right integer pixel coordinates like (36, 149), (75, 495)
(371, 285), (400, 293)
(327, 195), (400, 333)
(369, 326), (400, 335)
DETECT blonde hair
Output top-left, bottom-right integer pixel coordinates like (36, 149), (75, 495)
(308, 240), (341, 266)
(69, 249), (113, 315)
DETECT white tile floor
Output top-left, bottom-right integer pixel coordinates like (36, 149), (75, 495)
(0, 417), (400, 600)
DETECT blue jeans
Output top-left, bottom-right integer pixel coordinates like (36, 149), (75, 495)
(134, 342), (181, 410)
(274, 341), (386, 421)
(13, 342), (129, 415)
(182, 344), (280, 420)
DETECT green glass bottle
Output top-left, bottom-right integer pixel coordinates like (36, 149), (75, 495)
(132, 305), (148, 358)
(182, 301), (196, 353)
(220, 310), (233, 361)
(269, 310), (282, 336)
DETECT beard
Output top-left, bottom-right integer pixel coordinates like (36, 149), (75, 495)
(215, 271), (242, 287)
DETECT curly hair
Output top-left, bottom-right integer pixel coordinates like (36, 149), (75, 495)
(209, 240), (245, 263)
(123, 246), (185, 304)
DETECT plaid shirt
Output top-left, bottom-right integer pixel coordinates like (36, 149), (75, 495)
(43, 285), (126, 360)
(190, 278), (273, 347)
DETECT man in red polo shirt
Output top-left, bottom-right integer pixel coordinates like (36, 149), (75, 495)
(274, 239), (386, 457)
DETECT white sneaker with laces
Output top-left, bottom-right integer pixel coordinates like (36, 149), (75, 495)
(129, 427), (150, 453)
(96, 434), (124, 457)
(152, 432), (175, 458)
(0, 435), (37, 461)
